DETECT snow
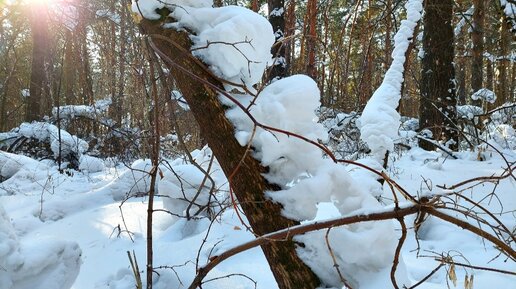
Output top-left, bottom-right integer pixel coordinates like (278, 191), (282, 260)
(471, 88), (496, 104)
(0, 151), (45, 180)
(131, 0), (213, 20)
(20, 89), (29, 98)
(1, 203), (82, 289)
(1, 148), (514, 289)
(17, 122), (89, 158)
(359, 0), (423, 162)
(500, 0), (516, 30)
(95, 9), (120, 24)
(168, 5), (274, 88)
(107, 159), (154, 201)
(454, 6), (474, 36)
(171, 90), (190, 111)
(52, 98), (111, 120)
(269, 8), (284, 17)
(79, 155), (105, 173)
(457, 105), (483, 120)
(225, 75), (327, 185)
(132, 1), (273, 88)
(2, 1), (514, 289)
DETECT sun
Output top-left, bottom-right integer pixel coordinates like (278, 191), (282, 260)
(24, 0), (59, 5)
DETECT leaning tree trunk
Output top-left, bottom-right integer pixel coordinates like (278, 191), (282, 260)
(139, 15), (321, 289)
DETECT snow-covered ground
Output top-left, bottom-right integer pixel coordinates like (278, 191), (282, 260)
(1, 147), (515, 289)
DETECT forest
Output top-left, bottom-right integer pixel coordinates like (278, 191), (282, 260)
(0, 0), (515, 289)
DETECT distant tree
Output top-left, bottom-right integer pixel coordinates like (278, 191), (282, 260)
(471, 0), (485, 105)
(26, 2), (52, 122)
(494, 10), (511, 107)
(305, 0), (317, 79)
(266, 0), (287, 82)
(419, 0), (459, 151)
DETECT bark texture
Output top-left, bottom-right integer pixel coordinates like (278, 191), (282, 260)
(140, 14), (321, 289)
(419, 0), (458, 151)
(267, 0), (287, 82)
(27, 3), (51, 122)
(471, 0), (485, 105)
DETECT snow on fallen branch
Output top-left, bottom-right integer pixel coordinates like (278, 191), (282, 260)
(187, 200), (516, 289)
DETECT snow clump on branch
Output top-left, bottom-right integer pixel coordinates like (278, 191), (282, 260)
(358, 0), (423, 163)
(471, 88), (496, 104)
(132, 0), (274, 89)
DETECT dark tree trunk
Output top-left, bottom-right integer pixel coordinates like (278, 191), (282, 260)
(384, 0), (393, 68)
(27, 3), (51, 122)
(63, 30), (75, 105)
(266, 0), (287, 82)
(495, 13), (510, 107)
(306, 0), (317, 79)
(76, 5), (94, 106)
(251, 0), (259, 12)
(419, 0), (458, 151)
(456, 34), (467, 105)
(140, 15), (321, 289)
(284, 0), (295, 74)
(117, 4), (127, 119)
(471, 0), (485, 105)
(109, 1), (121, 126)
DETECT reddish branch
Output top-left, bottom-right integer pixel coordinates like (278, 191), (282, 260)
(187, 204), (516, 289)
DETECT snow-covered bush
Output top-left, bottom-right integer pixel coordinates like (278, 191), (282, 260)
(110, 147), (227, 224)
(1, 122), (88, 170)
(159, 147), (226, 225)
(319, 107), (367, 159)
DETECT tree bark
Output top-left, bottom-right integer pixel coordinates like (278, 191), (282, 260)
(284, 0), (296, 74)
(27, 2), (51, 122)
(494, 13), (510, 107)
(139, 15), (321, 289)
(267, 0), (287, 82)
(471, 0), (485, 106)
(306, 0), (317, 79)
(419, 0), (458, 151)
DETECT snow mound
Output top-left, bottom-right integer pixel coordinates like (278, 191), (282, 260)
(108, 159), (154, 201)
(160, 165), (211, 223)
(79, 155), (105, 173)
(0, 151), (46, 181)
(52, 98), (111, 120)
(0, 204), (81, 289)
